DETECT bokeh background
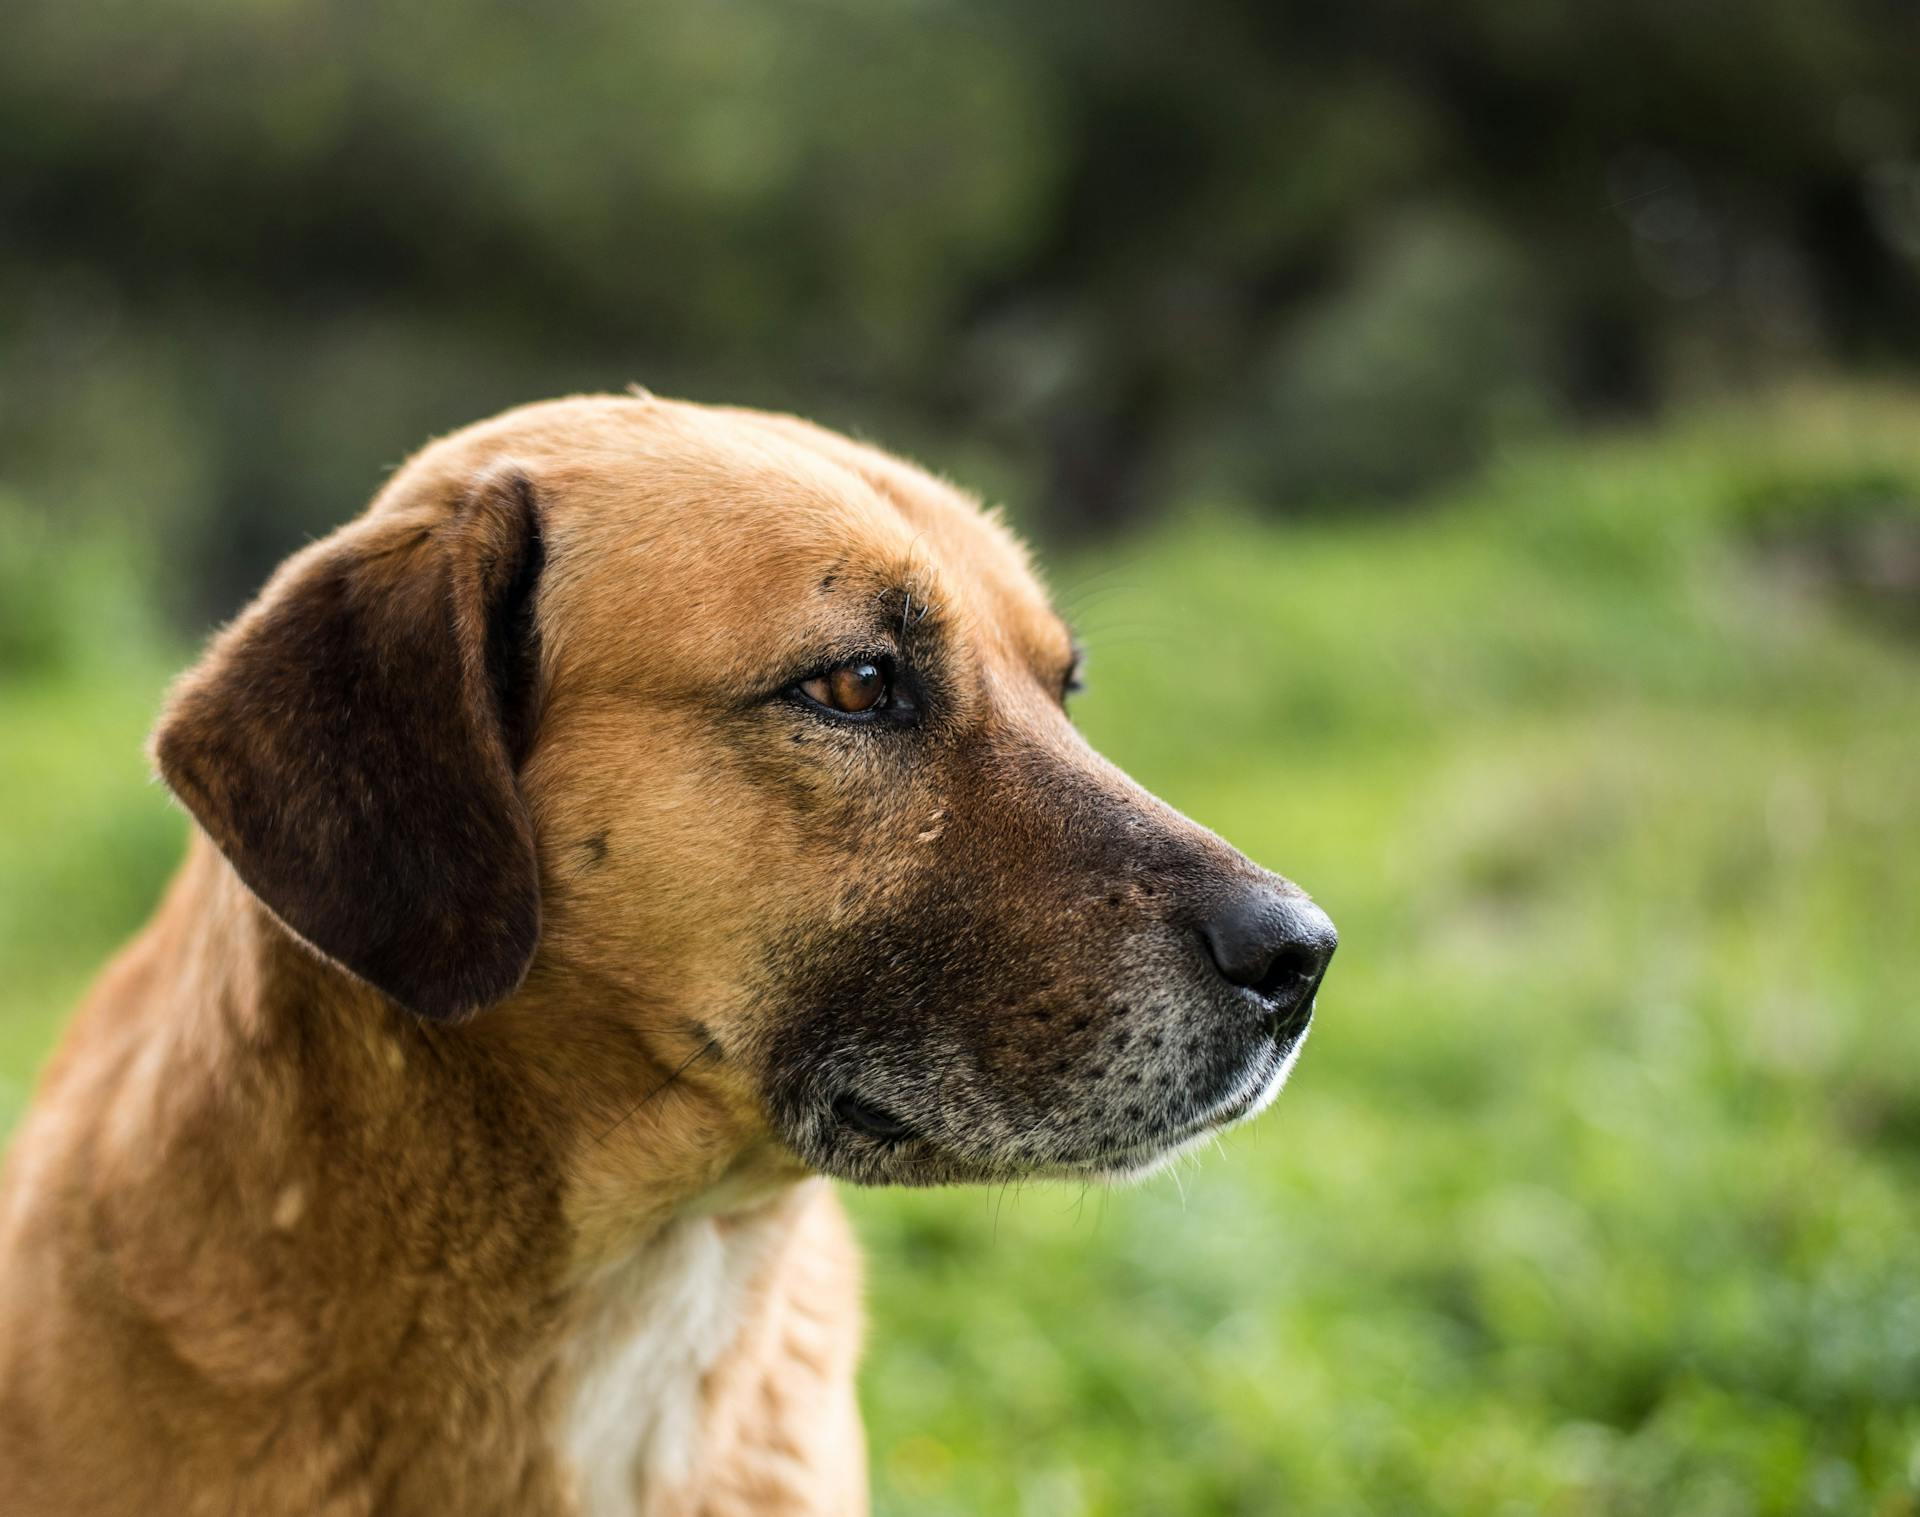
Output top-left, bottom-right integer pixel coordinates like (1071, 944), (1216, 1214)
(5, 3), (1920, 1512)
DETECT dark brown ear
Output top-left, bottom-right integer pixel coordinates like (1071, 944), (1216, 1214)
(153, 468), (546, 1021)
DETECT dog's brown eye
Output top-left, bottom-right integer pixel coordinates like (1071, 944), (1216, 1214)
(801, 659), (889, 714)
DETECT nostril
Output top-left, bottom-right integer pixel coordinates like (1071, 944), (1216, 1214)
(1256, 943), (1321, 1001)
(1200, 887), (1337, 1005)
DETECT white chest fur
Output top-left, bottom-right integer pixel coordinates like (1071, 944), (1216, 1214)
(560, 1215), (775, 1517)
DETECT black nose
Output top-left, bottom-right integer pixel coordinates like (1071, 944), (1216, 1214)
(1200, 886), (1337, 1011)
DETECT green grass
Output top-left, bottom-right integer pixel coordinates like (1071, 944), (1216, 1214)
(4, 389), (1919, 1514)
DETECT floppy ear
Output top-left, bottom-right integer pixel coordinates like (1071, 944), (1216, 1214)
(153, 468), (547, 1022)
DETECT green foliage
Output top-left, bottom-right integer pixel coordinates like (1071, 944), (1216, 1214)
(1252, 208), (1558, 504)
(0, 495), (168, 678)
(4, 396), (1919, 1512)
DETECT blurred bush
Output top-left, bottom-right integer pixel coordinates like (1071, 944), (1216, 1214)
(0, 493), (161, 678)
(1251, 207), (1555, 503)
(3, 0), (1919, 630)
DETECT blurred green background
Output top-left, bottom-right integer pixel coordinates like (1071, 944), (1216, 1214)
(4, 3), (1919, 1513)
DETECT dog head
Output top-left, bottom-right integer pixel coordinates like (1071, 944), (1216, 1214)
(155, 397), (1334, 1186)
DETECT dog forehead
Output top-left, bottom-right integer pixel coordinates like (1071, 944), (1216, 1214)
(452, 396), (1066, 689)
(694, 403), (1064, 658)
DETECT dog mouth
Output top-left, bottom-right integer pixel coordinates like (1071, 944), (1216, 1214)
(832, 1091), (917, 1143)
(824, 1001), (1316, 1179)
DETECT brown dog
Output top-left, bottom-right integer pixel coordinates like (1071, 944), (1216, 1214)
(0, 396), (1334, 1516)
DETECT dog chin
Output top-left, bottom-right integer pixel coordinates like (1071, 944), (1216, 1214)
(1040, 1021), (1314, 1186)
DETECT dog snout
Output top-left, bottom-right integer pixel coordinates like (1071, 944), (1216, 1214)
(1199, 885), (1337, 1020)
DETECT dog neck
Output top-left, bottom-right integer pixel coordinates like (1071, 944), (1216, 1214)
(34, 835), (819, 1508)
(133, 836), (806, 1257)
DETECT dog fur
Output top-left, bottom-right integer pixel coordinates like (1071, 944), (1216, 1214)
(0, 395), (1329, 1514)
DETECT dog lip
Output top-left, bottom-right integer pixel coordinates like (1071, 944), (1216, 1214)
(832, 1092), (916, 1143)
